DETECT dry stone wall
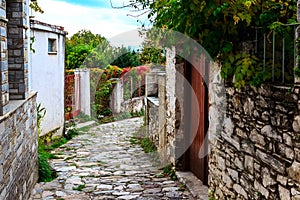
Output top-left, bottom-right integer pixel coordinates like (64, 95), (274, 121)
(146, 97), (159, 146)
(209, 83), (300, 200)
(0, 93), (38, 200)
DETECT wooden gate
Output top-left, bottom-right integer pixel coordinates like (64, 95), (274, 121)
(183, 55), (209, 185)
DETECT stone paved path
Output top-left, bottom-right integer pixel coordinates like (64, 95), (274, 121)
(30, 118), (194, 200)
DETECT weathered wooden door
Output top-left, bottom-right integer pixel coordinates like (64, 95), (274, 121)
(184, 55), (209, 185)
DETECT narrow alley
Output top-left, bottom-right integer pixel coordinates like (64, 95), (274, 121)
(30, 118), (193, 200)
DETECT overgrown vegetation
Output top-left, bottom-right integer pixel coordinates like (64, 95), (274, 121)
(38, 127), (81, 182)
(209, 189), (216, 200)
(162, 164), (178, 181)
(73, 184), (86, 191)
(90, 65), (149, 118)
(130, 130), (157, 154)
(37, 146), (57, 182)
(139, 138), (157, 153)
(65, 30), (165, 70)
(37, 104), (82, 182)
(37, 104), (55, 182)
(124, 0), (298, 88)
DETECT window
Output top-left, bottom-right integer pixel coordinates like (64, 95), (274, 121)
(48, 38), (57, 54)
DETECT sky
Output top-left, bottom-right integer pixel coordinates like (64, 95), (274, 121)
(33, 0), (149, 42)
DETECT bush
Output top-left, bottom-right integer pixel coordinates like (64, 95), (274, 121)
(38, 152), (56, 182)
(91, 65), (122, 117)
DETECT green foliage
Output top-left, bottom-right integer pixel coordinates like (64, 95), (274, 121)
(37, 127), (80, 183)
(139, 47), (166, 64)
(130, 130), (157, 154)
(114, 111), (133, 121)
(66, 30), (146, 70)
(140, 138), (157, 153)
(111, 48), (142, 68)
(179, 183), (186, 191)
(64, 127), (80, 140)
(90, 65), (148, 118)
(30, 36), (36, 53)
(37, 104), (46, 135)
(65, 30), (110, 69)
(221, 53), (272, 88)
(130, 0), (297, 87)
(294, 67), (300, 77)
(38, 152), (55, 182)
(73, 184), (86, 191)
(92, 65), (122, 117)
(162, 164), (178, 181)
(37, 104), (57, 182)
(37, 113), (80, 183)
(30, 0), (44, 13)
(256, 191), (263, 199)
(76, 113), (97, 123)
(209, 189), (216, 200)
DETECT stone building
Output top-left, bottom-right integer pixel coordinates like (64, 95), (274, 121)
(0, 0), (38, 199)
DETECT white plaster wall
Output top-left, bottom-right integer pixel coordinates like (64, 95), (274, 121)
(74, 69), (91, 116)
(29, 29), (65, 136)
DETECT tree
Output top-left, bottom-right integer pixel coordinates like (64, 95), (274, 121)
(111, 47), (142, 68)
(30, 0), (44, 13)
(121, 0), (297, 87)
(67, 30), (107, 48)
(65, 30), (111, 69)
(139, 36), (166, 65)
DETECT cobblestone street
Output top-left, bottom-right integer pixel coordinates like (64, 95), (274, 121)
(30, 118), (194, 200)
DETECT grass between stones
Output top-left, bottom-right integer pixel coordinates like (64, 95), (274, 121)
(162, 164), (178, 181)
(130, 133), (157, 154)
(209, 189), (216, 200)
(73, 184), (86, 191)
(130, 130), (180, 182)
(38, 126), (80, 182)
(97, 109), (145, 124)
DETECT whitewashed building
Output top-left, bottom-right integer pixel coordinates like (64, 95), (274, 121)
(29, 20), (67, 136)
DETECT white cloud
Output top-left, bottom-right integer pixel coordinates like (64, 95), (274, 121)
(109, 29), (146, 49)
(33, 0), (146, 39)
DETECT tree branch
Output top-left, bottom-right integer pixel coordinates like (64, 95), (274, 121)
(126, 9), (151, 18)
(110, 0), (138, 9)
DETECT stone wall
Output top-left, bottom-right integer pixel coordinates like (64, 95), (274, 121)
(74, 69), (91, 116)
(121, 97), (145, 114)
(0, 92), (38, 200)
(7, 0), (29, 100)
(144, 47), (186, 166)
(145, 65), (165, 97)
(146, 97), (159, 146)
(209, 83), (300, 199)
(0, 0), (9, 115)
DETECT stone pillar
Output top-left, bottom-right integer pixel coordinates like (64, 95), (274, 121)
(74, 68), (91, 116)
(165, 46), (176, 164)
(7, 0), (29, 100)
(0, 1), (9, 115)
(158, 73), (166, 149)
(158, 73), (167, 163)
(111, 78), (123, 114)
(145, 72), (158, 97)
